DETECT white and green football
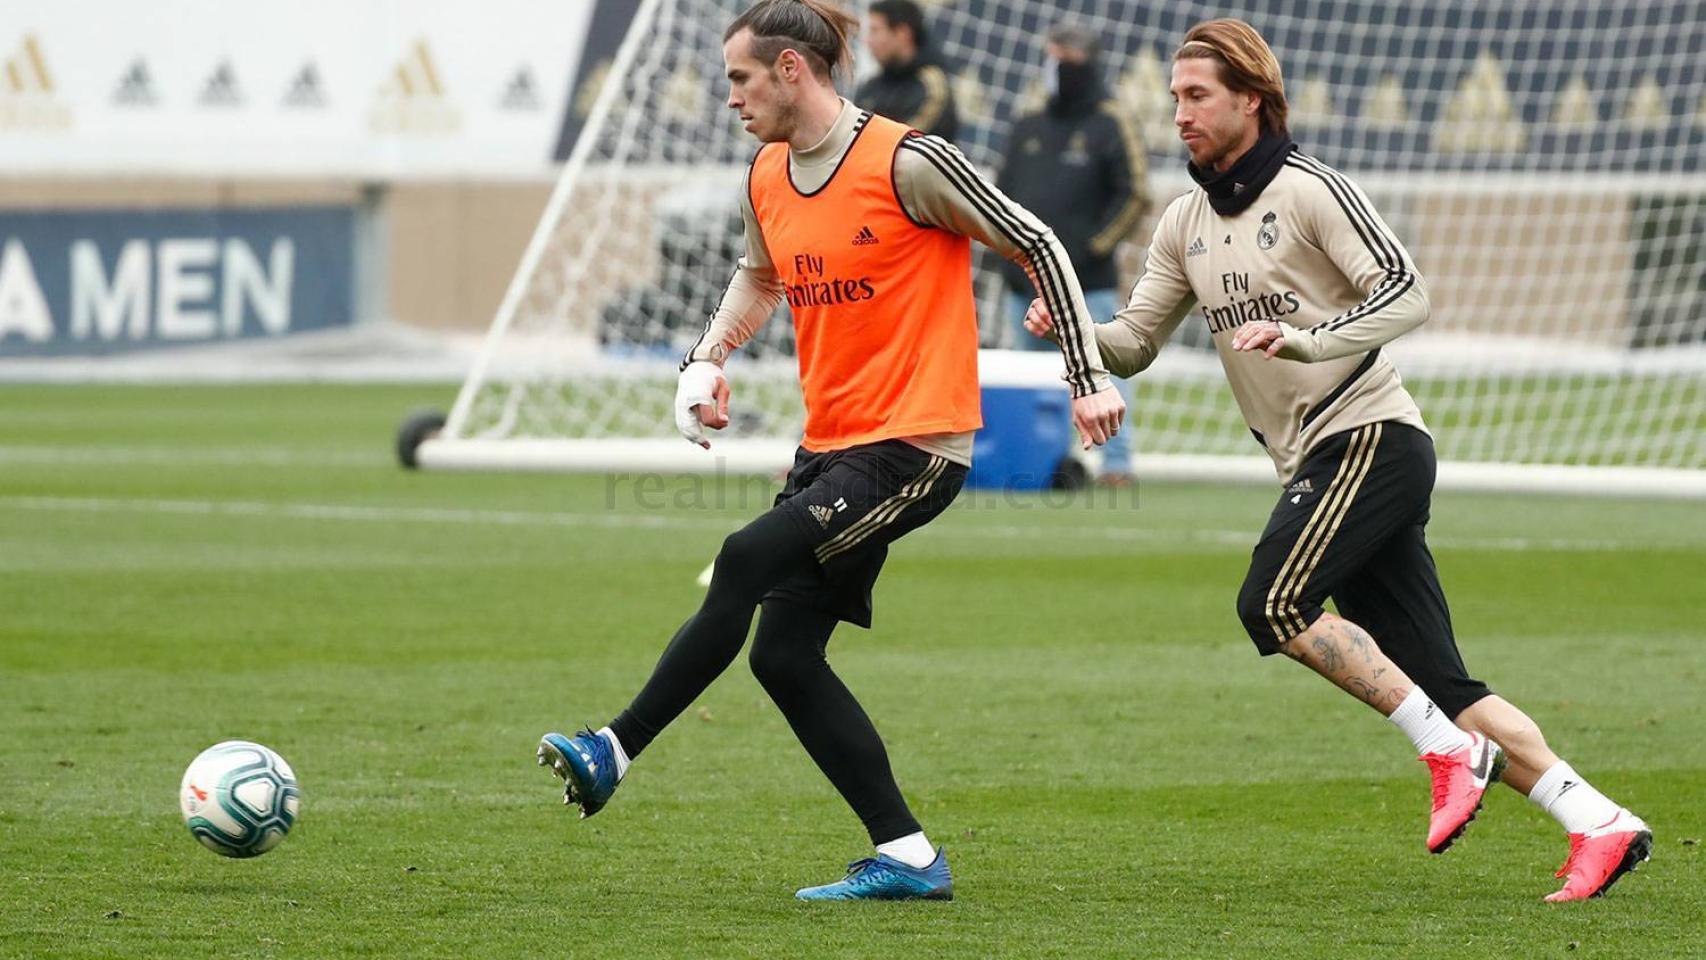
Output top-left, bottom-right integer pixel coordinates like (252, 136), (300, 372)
(179, 741), (301, 858)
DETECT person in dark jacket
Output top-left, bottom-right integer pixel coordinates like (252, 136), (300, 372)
(856, 0), (958, 141)
(997, 22), (1148, 480)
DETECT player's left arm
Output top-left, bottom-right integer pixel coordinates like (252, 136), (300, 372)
(894, 136), (1110, 396)
(1232, 172), (1429, 362)
(894, 135), (1124, 446)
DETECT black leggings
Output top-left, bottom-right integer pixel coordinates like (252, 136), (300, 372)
(608, 508), (921, 844)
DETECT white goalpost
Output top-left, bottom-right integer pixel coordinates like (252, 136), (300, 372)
(414, 0), (1706, 498)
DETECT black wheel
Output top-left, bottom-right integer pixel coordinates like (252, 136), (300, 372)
(1050, 455), (1090, 491)
(396, 409), (447, 469)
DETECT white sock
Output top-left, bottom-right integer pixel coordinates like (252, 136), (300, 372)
(875, 832), (936, 869)
(1388, 688), (1473, 755)
(1528, 761), (1622, 834)
(596, 726), (630, 781)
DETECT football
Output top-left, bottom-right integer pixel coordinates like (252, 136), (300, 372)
(179, 741), (301, 858)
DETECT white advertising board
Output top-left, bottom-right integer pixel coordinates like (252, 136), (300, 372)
(0, 0), (597, 178)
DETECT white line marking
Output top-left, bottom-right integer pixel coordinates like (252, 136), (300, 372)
(0, 495), (1658, 552)
(0, 495), (709, 531)
(0, 446), (383, 467)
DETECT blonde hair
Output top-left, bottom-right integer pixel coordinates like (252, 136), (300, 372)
(1175, 19), (1288, 137)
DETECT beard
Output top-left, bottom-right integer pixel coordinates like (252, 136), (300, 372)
(1190, 126), (1244, 171)
(745, 70), (801, 144)
(761, 96), (799, 144)
(1195, 140), (1232, 170)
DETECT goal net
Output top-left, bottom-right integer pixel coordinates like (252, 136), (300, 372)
(419, 0), (1706, 497)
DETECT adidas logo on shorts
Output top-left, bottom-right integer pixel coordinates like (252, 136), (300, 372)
(851, 226), (879, 246)
(808, 504), (836, 528)
(1286, 476), (1313, 504)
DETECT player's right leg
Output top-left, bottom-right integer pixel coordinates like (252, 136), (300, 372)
(538, 457), (823, 817)
(1327, 518), (1512, 854)
(1235, 423), (1501, 853)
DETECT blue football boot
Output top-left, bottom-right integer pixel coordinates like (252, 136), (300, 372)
(537, 730), (619, 819)
(795, 849), (953, 901)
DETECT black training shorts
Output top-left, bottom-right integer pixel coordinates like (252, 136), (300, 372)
(766, 439), (967, 628)
(1235, 421), (1492, 717)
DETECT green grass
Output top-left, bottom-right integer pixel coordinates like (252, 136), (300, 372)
(1, 384), (1702, 959)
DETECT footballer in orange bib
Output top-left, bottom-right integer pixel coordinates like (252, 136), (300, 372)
(538, 0), (1124, 902)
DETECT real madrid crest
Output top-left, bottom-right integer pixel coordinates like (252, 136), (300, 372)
(1257, 211), (1279, 250)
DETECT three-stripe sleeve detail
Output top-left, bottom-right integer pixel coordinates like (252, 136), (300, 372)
(900, 136), (1098, 396)
(1284, 155), (1415, 334)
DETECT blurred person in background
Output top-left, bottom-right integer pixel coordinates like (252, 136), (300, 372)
(857, 0), (958, 140)
(997, 22), (1148, 483)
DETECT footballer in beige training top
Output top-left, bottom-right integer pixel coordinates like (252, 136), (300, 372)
(1025, 18), (1651, 903)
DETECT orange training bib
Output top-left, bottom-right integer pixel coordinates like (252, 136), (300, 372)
(748, 114), (982, 451)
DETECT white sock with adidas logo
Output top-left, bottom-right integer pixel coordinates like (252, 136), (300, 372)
(1529, 761), (1621, 834)
(1389, 687), (1473, 756)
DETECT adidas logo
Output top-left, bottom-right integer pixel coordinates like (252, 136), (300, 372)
(1186, 236), (1207, 258)
(198, 61), (244, 108)
(1, 34), (72, 129)
(808, 504), (836, 528)
(1286, 476), (1314, 504)
(113, 59), (157, 106)
(3, 35), (54, 94)
(383, 40), (445, 98)
(851, 226), (879, 246)
(498, 65), (541, 110)
(370, 39), (460, 134)
(283, 63), (326, 108)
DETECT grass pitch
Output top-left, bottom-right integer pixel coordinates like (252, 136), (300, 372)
(2, 384), (1702, 959)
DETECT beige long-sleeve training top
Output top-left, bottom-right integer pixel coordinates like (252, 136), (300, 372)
(1098, 151), (1429, 482)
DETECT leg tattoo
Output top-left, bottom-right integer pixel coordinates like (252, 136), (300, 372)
(1281, 614), (1413, 715)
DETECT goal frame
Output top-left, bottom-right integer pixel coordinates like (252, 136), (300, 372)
(416, 0), (1706, 499)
